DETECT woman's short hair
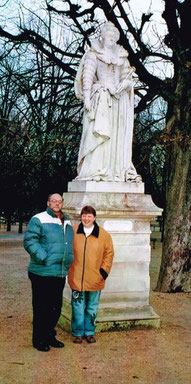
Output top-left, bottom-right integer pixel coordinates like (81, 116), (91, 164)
(80, 206), (96, 217)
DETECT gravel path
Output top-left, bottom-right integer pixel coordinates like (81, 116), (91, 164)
(0, 231), (190, 384)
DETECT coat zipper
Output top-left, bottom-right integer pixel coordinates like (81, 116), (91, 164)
(62, 224), (67, 278)
(81, 236), (87, 291)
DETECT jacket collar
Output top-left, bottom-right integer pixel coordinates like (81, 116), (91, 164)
(46, 207), (64, 221)
(77, 221), (99, 238)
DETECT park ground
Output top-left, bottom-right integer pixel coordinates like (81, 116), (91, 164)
(0, 225), (190, 384)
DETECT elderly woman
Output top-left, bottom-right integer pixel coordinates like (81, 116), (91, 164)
(75, 22), (141, 182)
(68, 206), (114, 344)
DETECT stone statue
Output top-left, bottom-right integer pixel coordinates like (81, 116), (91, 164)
(74, 22), (141, 182)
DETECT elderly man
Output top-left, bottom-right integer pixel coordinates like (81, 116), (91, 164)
(24, 193), (74, 352)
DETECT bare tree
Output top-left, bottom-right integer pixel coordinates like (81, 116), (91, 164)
(0, 26), (82, 229)
(0, 0), (190, 291)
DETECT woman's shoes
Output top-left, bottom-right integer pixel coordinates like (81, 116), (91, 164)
(73, 335), (96, 344)
(86, 335), (96, 343)
(73, 336), (82, 344)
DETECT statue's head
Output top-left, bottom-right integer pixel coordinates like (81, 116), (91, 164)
(100, 22), (120, 46)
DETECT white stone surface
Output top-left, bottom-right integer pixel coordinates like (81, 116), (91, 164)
(68, 180), (144, 193)
(103, 219), (133, 231)
(63, 190), (162, 218)
(111, 244), (151, 262)
(100, 290), (149, 306)
(61, 190), (162, 327)
(74, 22), (142, 183)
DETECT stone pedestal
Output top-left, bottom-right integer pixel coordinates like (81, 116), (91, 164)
(60, 181), (162, 332)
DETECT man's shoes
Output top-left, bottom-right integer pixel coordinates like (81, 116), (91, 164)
(33, 343), (50, 352)
(73, 336), (82, 344)
(49, 337), (65, 348)
(85, 335), (96, 344)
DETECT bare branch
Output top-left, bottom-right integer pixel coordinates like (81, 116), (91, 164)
(0, 27), (77, 76)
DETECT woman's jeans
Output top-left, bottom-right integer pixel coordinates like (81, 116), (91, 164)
(71, 290), (101, 337)
(28, 272), (65, 346)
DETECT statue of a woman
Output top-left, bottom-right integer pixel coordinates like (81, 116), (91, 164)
(74, 22), (141, 182)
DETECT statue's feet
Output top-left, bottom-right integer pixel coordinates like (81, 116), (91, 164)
(133, 175), (142, 183)
(93, 176), (101, 181)
(125, 175), (142, 183)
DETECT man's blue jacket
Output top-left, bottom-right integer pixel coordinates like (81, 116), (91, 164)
(23, 207), (74, 278)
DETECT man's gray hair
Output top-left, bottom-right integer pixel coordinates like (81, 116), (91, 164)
(47, 193), (63, 201)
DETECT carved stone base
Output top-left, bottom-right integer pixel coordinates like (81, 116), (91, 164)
(60, 295), (160, 332)
(68, 180), (145, 194)
(60, 181), (162, 331)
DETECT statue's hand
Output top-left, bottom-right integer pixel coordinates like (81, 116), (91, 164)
(84, 98), (91, 111)
(116, 79), (134, 94)
(108, 85), (116, 95)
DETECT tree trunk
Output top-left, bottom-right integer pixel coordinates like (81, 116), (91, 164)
(6, 216), (11, 232)
(156, 70), (191, 292)
(18, 221), (23, 234)
(18, 211), (23, 233)
(156, 144), (191, 292)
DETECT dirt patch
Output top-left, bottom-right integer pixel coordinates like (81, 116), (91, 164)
(0, 230), (190, 384)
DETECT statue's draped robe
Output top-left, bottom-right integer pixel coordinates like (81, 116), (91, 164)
(75, 41), (138, 182)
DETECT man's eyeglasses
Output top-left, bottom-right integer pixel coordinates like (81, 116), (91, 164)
(49, 200), (63, 204)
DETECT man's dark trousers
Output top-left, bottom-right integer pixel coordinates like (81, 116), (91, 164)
(28, 272), (66, 346)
